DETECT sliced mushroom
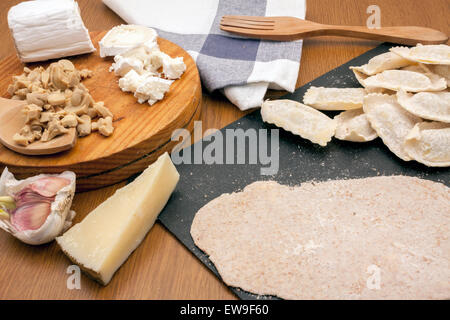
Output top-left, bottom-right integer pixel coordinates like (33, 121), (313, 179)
(13, 125), (36, 146)
(22, 104), (43, 123)
(79, 69), (93, 79)
(91, 121), (98, 132)
(26, 92), (47, 107)
(93, 101), (113, 118)
(47, 91), (66, 106)
(77, 115), (92, 137)
(41, 119), (69, 142)
(61, 114), (78, 128)
(15, 88), (30, 98)
(70, 88), (84, 106)
(8, 60), (113, 145)
(41, 70), (50, 88)
(97, 117), (114, 137)
(58, 59), (75, 72)
(86, 107), (97, 118)
(13, 133), (30, 146)
(40, 111), (55, 123)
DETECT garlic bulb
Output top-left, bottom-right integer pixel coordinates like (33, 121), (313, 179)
(0, 168), (76, 245)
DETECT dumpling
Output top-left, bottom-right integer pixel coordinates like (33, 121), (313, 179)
(404, 122), (450, 167)
(353, 69), (446, 92)
(303, 87), (366, 110)
(350, 52), (411, 75)
(397, 90), (450, 123)
(334, 109), (378, 142)
(261, 100), (336, 146)
(425, 65), (450, 86)
(363, 94), (421, 161)
(391, 44), (450, 65)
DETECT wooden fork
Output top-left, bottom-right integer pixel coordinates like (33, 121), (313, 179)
(220, 15), (448, 45)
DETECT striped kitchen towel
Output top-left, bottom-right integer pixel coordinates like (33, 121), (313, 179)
(103, 0), (306, 110)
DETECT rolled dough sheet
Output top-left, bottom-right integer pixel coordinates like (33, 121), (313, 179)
(191, 176), (450, 299)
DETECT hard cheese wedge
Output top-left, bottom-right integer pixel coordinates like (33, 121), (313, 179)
(56, 152), (180, 285)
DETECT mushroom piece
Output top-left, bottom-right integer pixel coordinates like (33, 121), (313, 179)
(97, 117), (114, 137)
(79, 69), (93, 79)
(41, 119), (69, 142)
(13, 125), (37, 146)
(47, 91), (66, 106)
(61, 114), (78, 128)
(8, 60), (114, 145)
(86, 107), (97, 118)
(77, 115), (92, 137)
(22, 104), (43, 123)
(58, 59), (75, 72)
(93, 101), (113, 118)
(26, 92), (47, 107)
(70, 88), (84, 106)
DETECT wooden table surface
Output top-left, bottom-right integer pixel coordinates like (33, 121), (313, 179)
(0, 0), (448, 300)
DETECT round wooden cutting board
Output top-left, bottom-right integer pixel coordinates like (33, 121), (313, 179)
(0, 31), (202, 191)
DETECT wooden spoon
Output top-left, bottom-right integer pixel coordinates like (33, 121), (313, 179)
(0, 97), (76, 156)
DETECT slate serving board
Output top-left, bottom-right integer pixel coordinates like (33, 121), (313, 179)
(157, 43), (450, 300)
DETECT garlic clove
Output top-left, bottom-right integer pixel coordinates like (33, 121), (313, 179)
(29, 177), (70, 198)
(0, 209), (10, 220)
(0, 196), (16, 210)
(10, 202), (51, 231)
(15, 190), (53, 207)
(0, 168), (76, 245)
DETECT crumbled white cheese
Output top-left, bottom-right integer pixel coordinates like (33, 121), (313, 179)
(118, 70), (142, 93)
(103, 25), (185, 106)
(8, 0), (95, 63)
(99, 24), (157, 58)
(111, 56), (144, 77)
(135, 77), (173, 105)
(163, 56), (186, 80)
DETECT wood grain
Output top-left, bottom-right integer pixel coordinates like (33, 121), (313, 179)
(0, 0), (448, 300)
(221, 16), (448, 45)
(0, 98), (77, 156)
(0, 31), (202, 191)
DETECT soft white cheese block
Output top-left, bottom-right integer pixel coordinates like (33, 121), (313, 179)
(56, 152), (180, 285)
(8, 0), (95, 63)
(99, 24), (158, 58)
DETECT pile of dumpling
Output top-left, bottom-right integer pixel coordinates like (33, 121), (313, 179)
(261, 44), (449, 167)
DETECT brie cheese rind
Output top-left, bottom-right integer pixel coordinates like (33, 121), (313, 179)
(353, 69), (447, 92)
(99, 24), (157, 58)
(8, 0), (95, 63)
(397, 90), (450, 123)
(261, 100), (336, 147)
(363, 94), (421, 161)
(391, 44), (450, 65)
(303, 87), (366, 110)
(404, 122), (450, 167)
(350, 52), (411, 76)
(334, 109), (378, 142)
